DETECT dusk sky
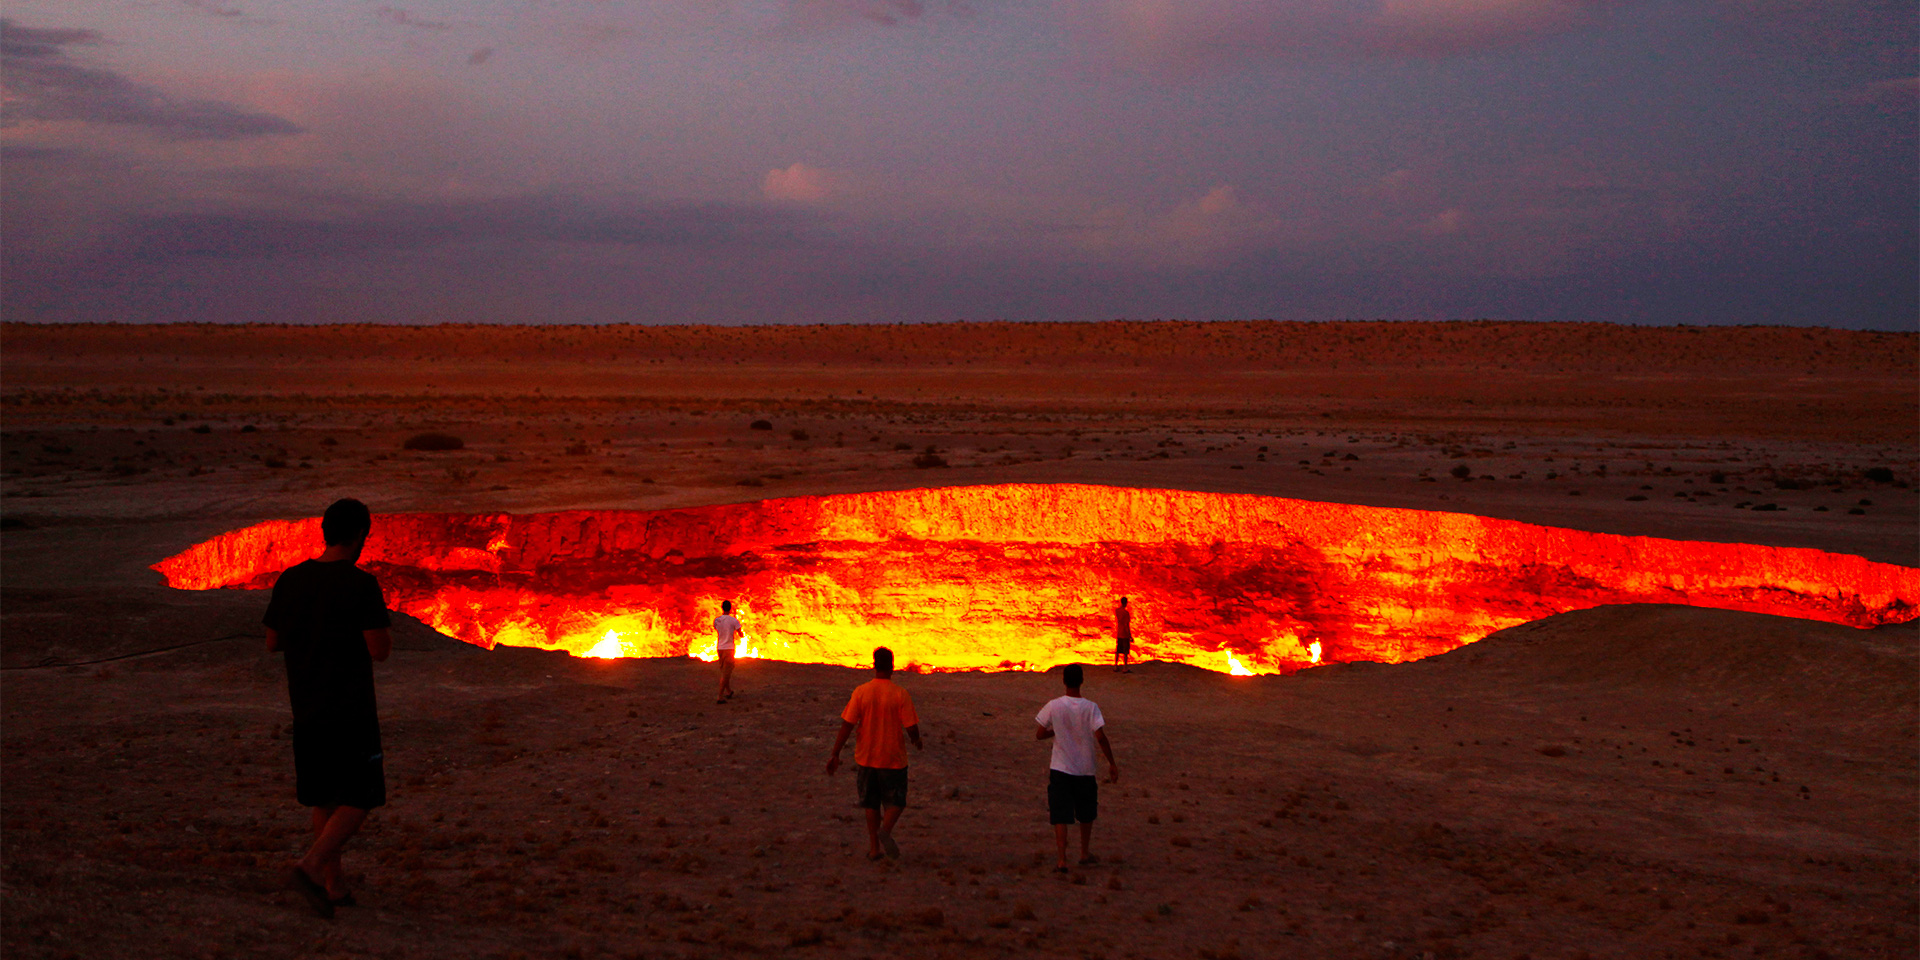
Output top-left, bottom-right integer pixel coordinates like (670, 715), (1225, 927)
(2, 1), (1913, 327)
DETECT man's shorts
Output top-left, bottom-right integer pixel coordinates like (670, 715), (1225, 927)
(717, 648), (735, 666)
(1048, 769), (1098, 825)
(293, 720), (387, 810)
(855, 765), (909, 810)
(1116, 636), (1131, 655)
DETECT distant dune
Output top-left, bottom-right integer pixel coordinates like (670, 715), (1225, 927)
(3, 319), (1913, 377)
(4, 320), (1915, 445)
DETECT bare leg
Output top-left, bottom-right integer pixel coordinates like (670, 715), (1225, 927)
(877, 805), (904, 858)
(295, 805), (368, 898)
(307, 807), (343, 895)
(863, 808), (883, 858)
(1079, 821), (1094, 862)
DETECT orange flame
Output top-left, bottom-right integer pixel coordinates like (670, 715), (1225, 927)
(151, 484), (1918, 675)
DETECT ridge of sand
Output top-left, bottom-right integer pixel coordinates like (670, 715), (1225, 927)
(1414, 604), (1918, 721)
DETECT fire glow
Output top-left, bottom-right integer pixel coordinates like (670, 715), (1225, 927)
(153, 484), (1917, 675)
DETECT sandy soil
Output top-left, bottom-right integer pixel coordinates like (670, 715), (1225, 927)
(2, 321), (1915, 960)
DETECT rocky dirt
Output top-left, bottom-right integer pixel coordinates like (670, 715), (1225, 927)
(2, 321), (1914, 960)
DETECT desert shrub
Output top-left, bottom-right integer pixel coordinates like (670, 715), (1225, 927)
(403, 432), (464, 451)
(564, 443), (590, 456)
(1449, 464), (1472, 479)
(749, 420), (773, 431)
(190, 424), (212, 435)
(912, 447), (948, 469)
(1708, 471), (1728, 484)
(894, 442), (912, 451)
(1864, 467), (1894, 483)
(790, 429), (810, 442)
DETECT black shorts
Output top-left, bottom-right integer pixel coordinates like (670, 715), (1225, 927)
(855, 765), (909, 810)
(1116, 636), (1131, 654)
(1048, 769), (1098, 825)
(293, 719), (387, 810)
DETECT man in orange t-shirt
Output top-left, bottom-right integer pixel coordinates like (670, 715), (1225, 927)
(826, 647), (922, 860)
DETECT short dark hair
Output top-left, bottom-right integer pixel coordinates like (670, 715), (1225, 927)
(1063, 664), (1084, 688)
(321, 498), (372, 545)
(722, 600), (732, 613)
(873, 647), (893, 673)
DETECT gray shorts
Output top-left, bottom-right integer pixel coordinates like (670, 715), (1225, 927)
(855, 765), (909, 809)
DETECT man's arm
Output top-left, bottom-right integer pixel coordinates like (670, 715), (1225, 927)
(907, 724), (923, 751)
(365, 628), (392, 662)
(1034, 725), (1055, 740)
(826, 719), (856, 775)
(1096, 728), (1120, 783)
(266, 627), (281, 653)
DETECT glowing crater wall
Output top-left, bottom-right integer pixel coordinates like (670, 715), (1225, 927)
(153, 484), (1918, 674)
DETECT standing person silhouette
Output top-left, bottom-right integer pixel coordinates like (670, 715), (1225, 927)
(264, 498), (392, 918)
(713, 600), (746, 704)
(1113, 596), (1133, 673)
(826, 647), (922, 860)
(1036, 664), (1119, 871)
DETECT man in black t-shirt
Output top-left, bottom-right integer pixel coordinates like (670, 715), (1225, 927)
(264, 498), (393, 918)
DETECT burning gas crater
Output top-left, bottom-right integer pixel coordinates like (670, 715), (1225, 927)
(154, 484), (1916, 675)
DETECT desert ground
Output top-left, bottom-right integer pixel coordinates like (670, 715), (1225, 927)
(2, 320), (1915, 960)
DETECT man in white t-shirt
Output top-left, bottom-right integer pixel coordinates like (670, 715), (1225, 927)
(1034, 663), (1120, 872)
(713, 600), (746, 704)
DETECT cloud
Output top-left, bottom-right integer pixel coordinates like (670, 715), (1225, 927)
(1419, 207), (1465, 235)
(1083, 0), (1616, 69)
(1839, 76), (1919, 109)
(181, 0), (246, 19)
(0, 20), (303, 139)
(1, 141), (820, 322)
(466, 47), (495, 66)
(0, 22), (103, 59)
(1369, 0), (1600, 52)
(106, 195), (810, 262)
(780, 0), (939, 30)
(762, 162), (839, 203)
(1070, 183), (1278, 266)
(375, 6), (453, 31)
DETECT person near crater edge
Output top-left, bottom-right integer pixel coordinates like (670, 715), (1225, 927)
(1113, 596), (1133, 673)
(1036, 663), (1120, 872)
(714, 600), (747, 704)
(264, 497), (392, 919)
(827, 646), (922, 860)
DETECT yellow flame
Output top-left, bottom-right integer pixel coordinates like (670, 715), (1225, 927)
(1307, 640), (1323, 665)
(1226, 651), (1255, 676)
(584, 629), (624, 659)
(690, 633), (761, 662)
